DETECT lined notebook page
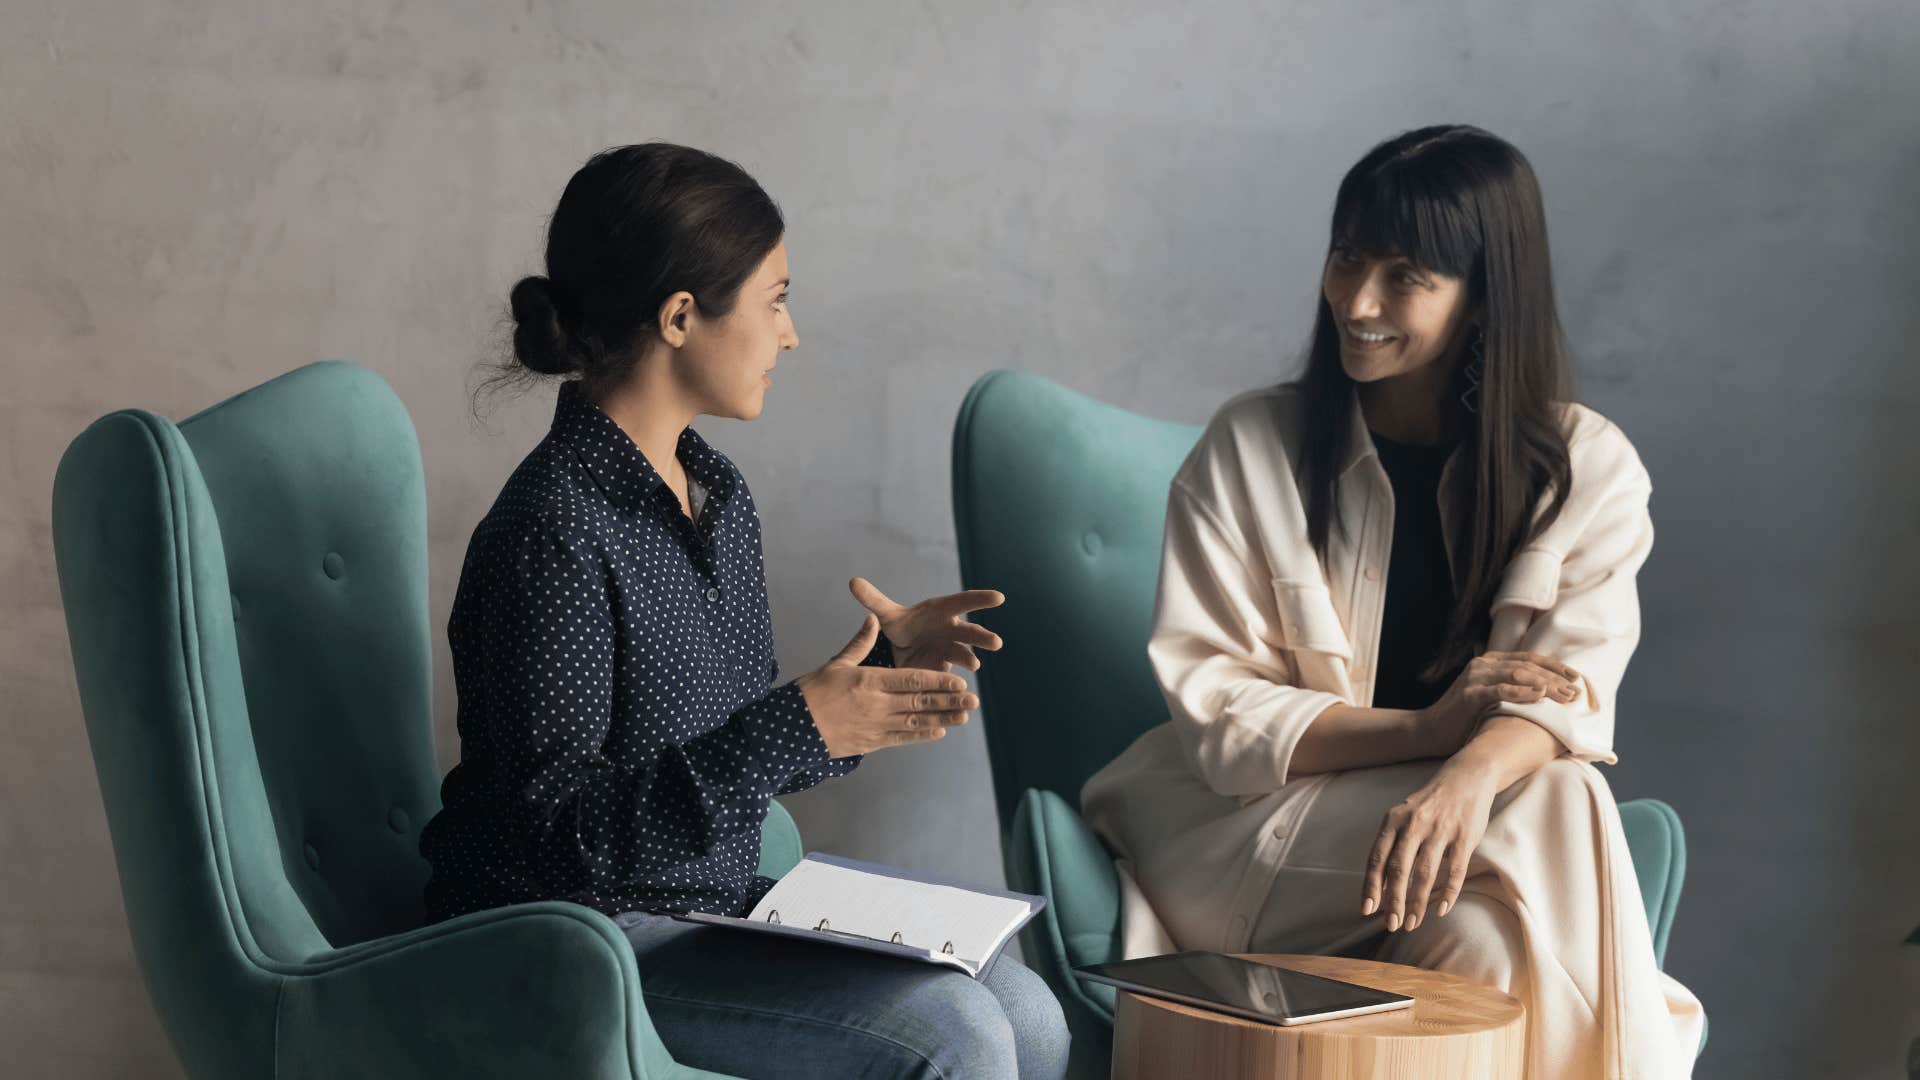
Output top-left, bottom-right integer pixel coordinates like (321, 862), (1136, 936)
(748, 858), (1032, 966)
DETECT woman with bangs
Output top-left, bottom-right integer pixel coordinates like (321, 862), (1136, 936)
(1082, 125), (1705, 1077)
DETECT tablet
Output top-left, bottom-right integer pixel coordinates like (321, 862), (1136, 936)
(1075, 951), (1414, 1026)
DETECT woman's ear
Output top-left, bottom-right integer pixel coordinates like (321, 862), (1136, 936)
(656, 291), (696, 348)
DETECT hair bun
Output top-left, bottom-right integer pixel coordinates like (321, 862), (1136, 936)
(509, 275), (581, 376)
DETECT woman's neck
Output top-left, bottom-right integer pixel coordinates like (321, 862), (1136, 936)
(1358, 356), (1460, 447)
(592, 358), (697, 487)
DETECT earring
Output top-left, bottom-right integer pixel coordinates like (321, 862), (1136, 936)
(1460, 330), (1484, 414)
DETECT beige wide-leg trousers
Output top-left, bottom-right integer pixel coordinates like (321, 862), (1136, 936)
(1246, 758), (1705, 1079)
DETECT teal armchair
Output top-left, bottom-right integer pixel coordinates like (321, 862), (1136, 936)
(951, 369), (1695, 1079)
(52, 360), (804, 1080)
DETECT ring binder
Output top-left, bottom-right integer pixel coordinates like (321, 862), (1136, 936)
(672, 852), (1047, 980)
(798, 919), (916, 954)
(790, 919), (942, 957)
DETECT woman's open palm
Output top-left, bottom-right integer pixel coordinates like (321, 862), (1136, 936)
(848, 577), (1005, 673)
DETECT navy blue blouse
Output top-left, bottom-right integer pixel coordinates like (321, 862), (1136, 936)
(420, 379), (890, 922)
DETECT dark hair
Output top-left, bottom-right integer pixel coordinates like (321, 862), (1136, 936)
(1295, 124), (1575, 683)
(476, 142), (785, 409)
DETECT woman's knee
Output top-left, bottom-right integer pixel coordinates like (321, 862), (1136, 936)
(897, 971), (1024, 1078)
(1378, 891), (1526, 992)
(984, 957), (1071, 1078)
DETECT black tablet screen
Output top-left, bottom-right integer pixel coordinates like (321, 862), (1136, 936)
(1076, 951), (1411, 1024)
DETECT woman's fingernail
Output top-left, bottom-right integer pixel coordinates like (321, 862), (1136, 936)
(1405, 915), (1420, 931)
(1361, 897), (1377, 916)
(1438, 900), (1451, 918)
(1386, 913), (1401, 931)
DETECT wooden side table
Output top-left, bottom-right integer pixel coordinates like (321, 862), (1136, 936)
(1110, 954), (1525, 1080)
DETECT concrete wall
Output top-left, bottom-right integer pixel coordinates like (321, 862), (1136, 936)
(3, 2), (1914, 1076)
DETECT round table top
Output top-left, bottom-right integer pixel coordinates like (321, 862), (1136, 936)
(1119, 953), (1523, 1040)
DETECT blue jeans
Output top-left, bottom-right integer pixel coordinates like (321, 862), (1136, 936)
(616, 912), (1070, 1079)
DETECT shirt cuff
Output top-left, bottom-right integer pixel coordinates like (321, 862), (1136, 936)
(739, 681), (836, 788)
(1485, 697), (1619, 765)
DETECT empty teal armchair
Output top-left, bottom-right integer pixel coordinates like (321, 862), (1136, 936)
(951, 369), (1694, 1079)
(52, 360), (804, 1080)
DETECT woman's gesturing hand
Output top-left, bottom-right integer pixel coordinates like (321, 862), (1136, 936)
(1361, 764), (1499, 932)
(796, 615), (978, 757)
(849, 577), (1005, 673)
(1417, 651), (1584, 756)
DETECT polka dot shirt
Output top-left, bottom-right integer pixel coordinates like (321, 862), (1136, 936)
(419, 379), (892, 922)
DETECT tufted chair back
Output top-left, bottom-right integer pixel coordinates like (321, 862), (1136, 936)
(52, 361), (440, 1066)
(951, 369), (1204, 825)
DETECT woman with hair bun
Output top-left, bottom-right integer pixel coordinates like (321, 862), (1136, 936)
(420, 143), (1068, 1078)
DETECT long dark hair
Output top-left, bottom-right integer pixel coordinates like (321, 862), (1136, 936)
(1297, 125), (1574, 682)
(475, 142), (785, 410)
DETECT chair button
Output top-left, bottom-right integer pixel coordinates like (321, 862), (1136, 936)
(705, 587), (720, 602)
(303, 842), (320, 870)
(322, 553), (345, 580)
(1081, 530), (1103, 557)
(1363, 566), (1380, 582)
(388, 807), (410, 834)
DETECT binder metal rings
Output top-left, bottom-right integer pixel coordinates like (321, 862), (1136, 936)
(815, 918), (831, 932)
(766, 910), (781, 924)
(890, 932), (904, 944)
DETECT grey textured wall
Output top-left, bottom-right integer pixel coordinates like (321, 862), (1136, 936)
(3, 2), (1914, 1077)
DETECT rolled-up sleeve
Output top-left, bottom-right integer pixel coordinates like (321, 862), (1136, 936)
(1149, 483), (1348, 797)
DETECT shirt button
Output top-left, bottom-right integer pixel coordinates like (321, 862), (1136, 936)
(705, 587), (721, 602)
(1364, 566), (1381, 582)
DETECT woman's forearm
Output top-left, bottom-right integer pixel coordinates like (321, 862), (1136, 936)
(1289, 704), (1448, 777)
(1441, 713), (1563, 791)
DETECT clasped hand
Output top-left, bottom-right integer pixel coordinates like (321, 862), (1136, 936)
(1362, 651), (1584, 932)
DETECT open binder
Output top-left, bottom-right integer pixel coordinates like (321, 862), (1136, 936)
(675, 853), (1046, 979)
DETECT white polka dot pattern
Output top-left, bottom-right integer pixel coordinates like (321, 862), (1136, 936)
(419, 379), (893, 922)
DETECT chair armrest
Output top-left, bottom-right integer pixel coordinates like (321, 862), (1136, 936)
(757, 798), (803, 880)
(1618, 798), (1706, 1056)
(1618, 797), (1685, 969)
(1007, 788), (1123, 1020)
(273, 901), (735, 1080)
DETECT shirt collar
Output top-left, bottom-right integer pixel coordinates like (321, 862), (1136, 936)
(549, 379), (737, 517)
(1337, 386), (1377, 478)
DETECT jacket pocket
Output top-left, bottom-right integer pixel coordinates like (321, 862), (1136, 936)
(1491, 546), (1565, 613)
(1270, 578), (1353, 660)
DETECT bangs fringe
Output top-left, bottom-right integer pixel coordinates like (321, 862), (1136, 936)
(1333, 163), (1482, 281)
